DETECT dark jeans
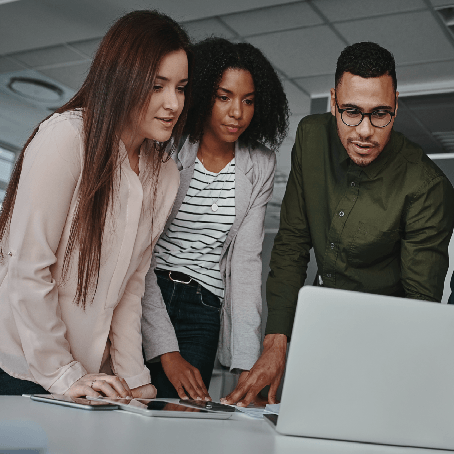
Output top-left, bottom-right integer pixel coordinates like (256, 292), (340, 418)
(0, 367), (48, 395)
(147, 273), (222, 398)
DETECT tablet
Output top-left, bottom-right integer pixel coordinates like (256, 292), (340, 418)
(95, 397), (233, 419)
(29, 394), (118, 411)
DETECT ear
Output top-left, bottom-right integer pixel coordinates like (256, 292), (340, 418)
(394, 91), (399, 118)
(330, 88), (336, 117)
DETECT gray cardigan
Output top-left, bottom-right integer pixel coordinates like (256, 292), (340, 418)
(141, 138), (276, 371)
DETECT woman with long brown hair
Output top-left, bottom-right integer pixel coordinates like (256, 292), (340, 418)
(0, 10), (191, 398)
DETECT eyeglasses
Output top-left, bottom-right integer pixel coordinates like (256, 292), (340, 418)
(335, 97), (396, 128)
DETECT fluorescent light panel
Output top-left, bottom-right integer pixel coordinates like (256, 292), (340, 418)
(0, 0), (20, 4)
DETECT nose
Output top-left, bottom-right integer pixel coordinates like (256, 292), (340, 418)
(163, 87), (179, 112)
(356, 114), (374, 138)
(229, 98), (242, 119)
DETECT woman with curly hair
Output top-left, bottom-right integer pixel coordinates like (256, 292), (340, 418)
(142, 37), (289, 400)
(0, 10), (191, 397)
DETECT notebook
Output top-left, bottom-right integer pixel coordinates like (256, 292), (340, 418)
(265, 286), (454, 451)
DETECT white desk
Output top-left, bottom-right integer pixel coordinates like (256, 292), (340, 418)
(0, 396), (452, 454)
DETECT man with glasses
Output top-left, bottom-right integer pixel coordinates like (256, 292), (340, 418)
(222, 41), (454, 408)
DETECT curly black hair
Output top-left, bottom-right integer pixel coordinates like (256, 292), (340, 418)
(335, 42), (397, 91)
(184, 37), (289, 151)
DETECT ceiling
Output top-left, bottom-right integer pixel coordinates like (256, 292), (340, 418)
(1, 0), (454, 229)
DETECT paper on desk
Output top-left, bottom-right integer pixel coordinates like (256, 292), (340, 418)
(235, 403), (280, 419)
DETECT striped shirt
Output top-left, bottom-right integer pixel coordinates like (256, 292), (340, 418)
(155, 157), (236, 298)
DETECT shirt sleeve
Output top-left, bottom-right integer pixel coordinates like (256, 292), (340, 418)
(229, 151), (276, 371)
(7, 116), (88, 393)
(109, 245), (153, 389)
(265, 123), (313, 338)
(401, 175), (454, 302)
(141, 252), (180, 362)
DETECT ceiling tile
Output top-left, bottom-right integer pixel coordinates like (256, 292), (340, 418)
(69, 38), (102, 58)
(397, 60), (454, 88)
(335, 11), (454, 65)
(39, 62), (91, 91)
(313, 0), (426, 22)
(10, 45), (87, 68)
(135, 0), (297, 22)
(0, 57), (24, 74)
(182, 17), (236, 42)
(221, 2), (323, 37)
(294, 73), (334, 96)
(247, 25), (345, 78)
(0, 0), (114, 54)
(282, 80), (311, 116)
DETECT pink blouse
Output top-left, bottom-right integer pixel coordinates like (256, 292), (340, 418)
(0, 110), (179, 394)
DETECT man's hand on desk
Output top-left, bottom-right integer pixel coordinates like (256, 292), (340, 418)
(221, 333), (287, 407)
(160, 351), (211, 401)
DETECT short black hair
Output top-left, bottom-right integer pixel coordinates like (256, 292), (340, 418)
(335, 42), (397, 91)
(184, 37), (289, 151)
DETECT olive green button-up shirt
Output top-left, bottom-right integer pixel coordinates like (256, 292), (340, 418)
(266, 113), (454, 338)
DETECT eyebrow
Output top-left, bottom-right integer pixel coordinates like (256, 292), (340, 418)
(341, 102), (394, 111)
(218, 87), (255, 97)
(155, 76), (189, 83)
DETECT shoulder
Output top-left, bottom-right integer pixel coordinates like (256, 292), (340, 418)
(240, 140), (276, 170)
(37, 109), (84, 139)
(394, 131), (451, 190)
(26, 110), (84, 178)
(392, 131), (453, 196)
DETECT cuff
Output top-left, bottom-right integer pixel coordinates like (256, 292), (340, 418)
(143, 338), (179, 362)
(47, 361), (87, 394)
(123, 366), (151, 390)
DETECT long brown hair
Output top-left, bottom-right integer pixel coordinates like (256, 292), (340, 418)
(0, 10), (192, 308)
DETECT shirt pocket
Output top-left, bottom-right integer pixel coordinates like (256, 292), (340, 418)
(348, 221), (401, 267)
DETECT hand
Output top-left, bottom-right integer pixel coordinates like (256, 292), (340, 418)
(131, 383), (157, 399)
(221, 334), (287, 407)
(160, 351), (211, 401)
(65, 373), (132, 398)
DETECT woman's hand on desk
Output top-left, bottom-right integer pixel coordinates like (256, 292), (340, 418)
(160, 351), (211, 401)
(221, 333), (287, 407)
(65, 373), (133, 398)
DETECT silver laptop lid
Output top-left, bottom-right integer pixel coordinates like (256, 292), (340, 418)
(277, 286), (454, 451)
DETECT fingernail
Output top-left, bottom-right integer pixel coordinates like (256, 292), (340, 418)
(195, 397), (201, 400)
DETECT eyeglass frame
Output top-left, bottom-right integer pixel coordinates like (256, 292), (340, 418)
(334, 96), (396, 128)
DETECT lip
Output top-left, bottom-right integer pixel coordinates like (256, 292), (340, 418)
(224, 124), (241, 133)
(156, 117), (175, 127)
(352, 142), (375, 154)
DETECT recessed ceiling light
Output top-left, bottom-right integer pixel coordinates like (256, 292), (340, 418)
(7, 77), (64, 102)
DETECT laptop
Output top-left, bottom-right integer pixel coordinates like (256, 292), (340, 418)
(265, 286), (454, 451)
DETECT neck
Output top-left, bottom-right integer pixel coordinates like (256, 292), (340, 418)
(198, 133), (235, 173)
(199, 131), (235, 158)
